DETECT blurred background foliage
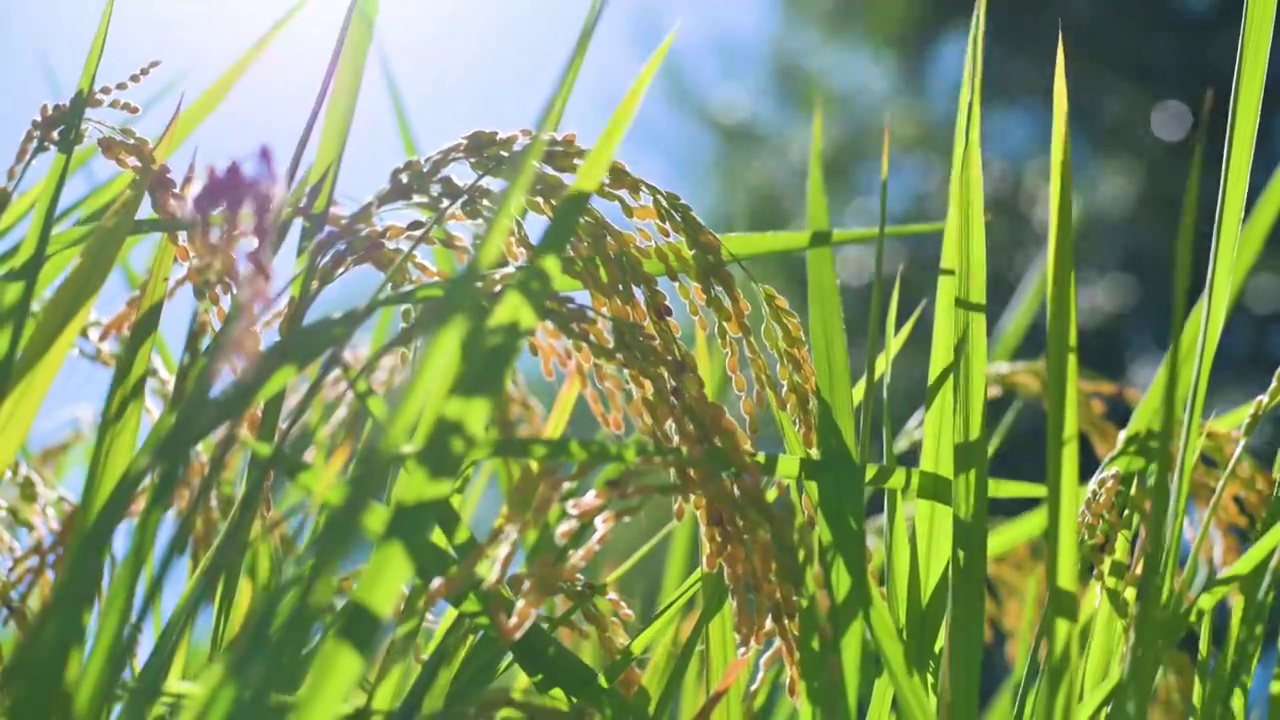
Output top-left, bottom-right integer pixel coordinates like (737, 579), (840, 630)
(656, 0), (1280, 494)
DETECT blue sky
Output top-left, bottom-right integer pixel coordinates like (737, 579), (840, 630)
(0, 0), (772, 203)
(0, 0), (777, 443)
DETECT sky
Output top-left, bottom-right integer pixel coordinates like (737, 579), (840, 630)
(0, 0), (777, 443)
(0, 0), (773, 203)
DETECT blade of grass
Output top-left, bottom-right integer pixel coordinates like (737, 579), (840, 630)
(912, 0), (988, 695)
(1206, 397), (1258, 431)
(286, 0), (379, 326)
(869, 290), (914, 720)
(866, 118), (901, 719)
(1205, 508), (1280, 719)
(986, 398), (1024, 459)
(984, 571), (1042, 719)
(76, 125), (184, 523)
(801, 100), (860, 718)
(1040, 34), (1080, 719)
(72, 194), (185, 718)
(990, 505), (1048, 561)
(0, 149), (104, 242)
(723, 222), (944, 259)
(117, 247), (178, 370)
(392, 610), (474, 716)
(691, 655), (752, 720)
(632, 570), (702, 687)
(271, 429), (1044, 504)
(851, 299), (924, 411)
(298, 0), (376, 233)
(108, 430), (238, 706)
(382, 220), (946, 308)
(1195, 516), (1280, 613)
(1162, 91), (1218, 616)
(378, 42), (421, 158)
(944, 12), (990, 716)
(1176, 108), (1270, 602)
(882, 267), (911, 633)
(653, 574), (727, 719)
(646, 517), (699, 670)
(882, 268), (905, 467)
(0, 147), (97, 239)
(932, 3), (990, 716)
(694, 289), (739, 720)
(990, 246), (1047, 363)
(704, 572), (743, 720)
(0, 220), (158, 318)
(857, 118), (891, 453)
(1076, 663), (1124, 719)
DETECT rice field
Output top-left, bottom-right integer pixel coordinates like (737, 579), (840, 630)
(0, 0), (1278, 717)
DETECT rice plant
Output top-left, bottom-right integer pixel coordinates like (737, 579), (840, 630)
(0, 0), (1278, 718)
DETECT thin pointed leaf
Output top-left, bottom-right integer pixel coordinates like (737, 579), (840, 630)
(379, 43), (421, 158)
(918, 2), (989, 712)
(801, 101), (860, 717)
(1040, 34), (1080, 719)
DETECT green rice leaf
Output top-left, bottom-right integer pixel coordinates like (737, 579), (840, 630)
(939, 8), (989, 715)
(300, 0), (378, 240)
(912, 0), (988, 692)
(916, 1), (989, 713)
(850, 300), (924, 411)
(378, 42), (421, 158)
(801, 101), (860, 717)
(1039, 35), (1080, 718)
